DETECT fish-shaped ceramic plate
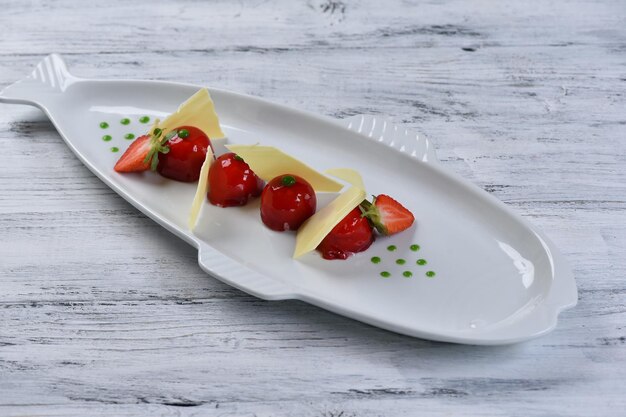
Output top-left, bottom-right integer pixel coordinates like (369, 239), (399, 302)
(0, 54), (577, 345)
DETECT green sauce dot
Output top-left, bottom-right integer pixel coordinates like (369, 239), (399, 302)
(99, 122), (109, 129)
(380, 271), (391, 278)
(178, 129), (190, 139)
(120, 118), (130, 125)
(139, 116), (150, 124)
(387, 245), (397, 252)
(426, 271), (436, 278)
(410, 244), (420, 251)
(110, 147), (119, 153)
(371, 256), (381, 264)
(416, 259), (427, 266)
(281, 175), (296, 186)
(396, 259), (406, 265)
(102, 135), (112, 142)
(403, 271), (413, 278)
(124, 133), (135, 140)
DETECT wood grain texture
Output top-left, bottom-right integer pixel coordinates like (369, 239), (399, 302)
(1, 0), (625, 415)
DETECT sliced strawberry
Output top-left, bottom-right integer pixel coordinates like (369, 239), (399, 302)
(114, 127), (170, 173)
(114, 135), (152, 172)
(360, 194), (415, 236)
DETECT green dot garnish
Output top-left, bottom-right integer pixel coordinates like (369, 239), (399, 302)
(403, 271), (413, 278)
(110, 147), (119, 153)
(139, 116), (150, 124)
(396, 259), (406, 265)
(426, 271), (436, 278)
(99, 122), (109, 129)
(102, 135), (112, 142)
(281, 175), (296, 186)
(410, 244), (420, 251)
(387, 245), (397, 252)
(371, 256), (381, 264)
(178, 129), (190, 139)
(416, 259), (427, 266)
(380, 271), (391, 278)
(124, 133), (135, 140)
(120, 118), (130, 125)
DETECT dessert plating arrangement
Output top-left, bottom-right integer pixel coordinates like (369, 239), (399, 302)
(113, 88), (417, 262)
(0, 54), (577, 345)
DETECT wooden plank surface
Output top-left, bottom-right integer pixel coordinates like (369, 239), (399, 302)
(1, 0), (624, 415)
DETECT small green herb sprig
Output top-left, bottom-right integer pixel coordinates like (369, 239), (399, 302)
(143, 127), (178, 171)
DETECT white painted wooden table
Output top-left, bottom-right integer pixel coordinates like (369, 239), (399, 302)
(1, 1), (624, 415)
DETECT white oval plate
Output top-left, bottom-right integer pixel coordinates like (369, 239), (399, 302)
(0, 55), (577, 345)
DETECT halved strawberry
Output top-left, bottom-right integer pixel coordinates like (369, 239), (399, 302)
(114, 128), (170, 173)
(360, 194), (415, 236)
(114, 135), (152, 172)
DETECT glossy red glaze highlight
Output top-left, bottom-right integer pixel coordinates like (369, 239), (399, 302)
(317, 207), (374, 260)
(157, 126), (211, 182)
(208, 153), (264, 207)
(260, 175), (316, 231)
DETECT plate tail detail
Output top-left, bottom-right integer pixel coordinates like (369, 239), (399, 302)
(0, 54), (76, 106)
